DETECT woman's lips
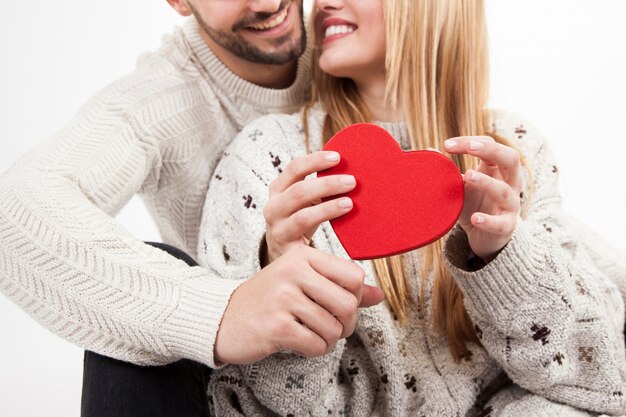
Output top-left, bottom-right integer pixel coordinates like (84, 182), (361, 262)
(320, 17), (357, 44)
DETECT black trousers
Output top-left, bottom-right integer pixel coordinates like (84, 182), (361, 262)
(81, 243), (212, 417)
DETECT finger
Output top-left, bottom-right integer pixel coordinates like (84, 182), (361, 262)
(359, 285), (385, 308)
(273, 315), (330, 358)
(470, 212), (517, 237)
(444, 135), (495, 150)
(444, 137), (522, 187)
(303, 247), (367, 297)
(275, 197), (353, 241)
(269, 151), (341, 195)
(300, 270), (359, 339)
(465, 170), (520, 212)
(276, 174), (356, 218)
(291, 294), (344, 349)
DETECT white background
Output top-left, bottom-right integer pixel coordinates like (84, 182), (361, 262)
(1, 1), (625, 416)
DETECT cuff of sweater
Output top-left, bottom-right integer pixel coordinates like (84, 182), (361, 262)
(161, 270), (245, 368)
(255, 235), (266, 274)
(444, 220), (557, 318)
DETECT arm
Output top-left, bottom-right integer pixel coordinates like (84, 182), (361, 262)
(562, 215), (626, 307)
(483, 384), (596, 417)
(444, 114), (626, 415)
(0, 84), (242, 368)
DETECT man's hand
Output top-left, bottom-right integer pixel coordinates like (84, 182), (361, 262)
(214, 245), (384, 365)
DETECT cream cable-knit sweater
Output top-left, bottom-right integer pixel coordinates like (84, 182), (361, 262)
(0, 17), (310, 368)
(199, 107), (626, 416)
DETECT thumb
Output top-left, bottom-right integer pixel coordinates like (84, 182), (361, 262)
(359, 285), (385, 308)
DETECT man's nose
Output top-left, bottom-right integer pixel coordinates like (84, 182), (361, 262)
(248, 0), (283, 14)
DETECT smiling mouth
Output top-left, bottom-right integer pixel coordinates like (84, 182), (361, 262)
(247, 6), (289, 31)
(324, 25), (356, 39)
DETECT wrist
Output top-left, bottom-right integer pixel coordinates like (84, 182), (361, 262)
(261, 235), (316, 267)
(466, 251), (487, 271)
(470, 239), (509, 267)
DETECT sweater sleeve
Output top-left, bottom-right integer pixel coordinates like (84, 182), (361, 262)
(562, 215), (626, 309)
(444, 112), (626, 415)
(482, 384), (596, 417)
(0, 81), (242, 368)
(199, 114), (355, 416)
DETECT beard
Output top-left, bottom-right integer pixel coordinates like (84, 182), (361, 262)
(190, 0), (307, 66)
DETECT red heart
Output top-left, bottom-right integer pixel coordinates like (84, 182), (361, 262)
(319, 123), (464, 260)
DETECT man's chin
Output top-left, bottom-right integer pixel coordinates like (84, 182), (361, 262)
(195, 0), (306, 66)
(239, 35), (305, 65)
(242, 48), (303, 65)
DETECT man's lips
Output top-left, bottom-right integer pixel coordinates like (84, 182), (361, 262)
(245, 4), (290, 31)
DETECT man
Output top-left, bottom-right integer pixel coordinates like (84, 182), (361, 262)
(0, 0), (383, 415)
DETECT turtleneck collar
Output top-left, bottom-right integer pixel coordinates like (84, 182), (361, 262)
(182, 17), (311, 110)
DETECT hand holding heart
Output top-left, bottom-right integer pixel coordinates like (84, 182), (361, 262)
(263, 151), (385, 315)
(444, 135), (523, 262)
(264, 151), (357, 264)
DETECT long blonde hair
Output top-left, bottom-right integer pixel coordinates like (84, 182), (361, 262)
(304, 0), (528, 361)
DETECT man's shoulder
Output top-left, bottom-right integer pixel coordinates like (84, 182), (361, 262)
(75, 22), (218, 123)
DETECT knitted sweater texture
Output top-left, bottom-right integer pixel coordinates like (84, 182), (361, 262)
(199, 107), (626, 416)
(0, 18), (310, 368)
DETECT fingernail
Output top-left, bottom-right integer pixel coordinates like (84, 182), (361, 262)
(474, 214), (484, 224)
(338, 197), (353, 209)
(469, 140), (484, 151)
(326, 152), (340, 161)
(444, 140), (457, 149)
(341, 175), (356, 186)
(469, 170), (481, 182)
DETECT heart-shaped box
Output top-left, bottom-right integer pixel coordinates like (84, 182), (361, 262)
(319, 123), (464, 260)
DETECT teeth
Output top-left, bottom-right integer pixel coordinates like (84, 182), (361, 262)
(324, 25), (355, 38)
(249, 7), (288, 30)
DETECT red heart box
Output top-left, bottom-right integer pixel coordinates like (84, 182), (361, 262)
(319, 123), (464, 260)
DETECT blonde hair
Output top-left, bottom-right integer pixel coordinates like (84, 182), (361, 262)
(304, 0), (530, 361)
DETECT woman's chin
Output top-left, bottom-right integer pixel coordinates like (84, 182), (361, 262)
(318, 61), (354, 80)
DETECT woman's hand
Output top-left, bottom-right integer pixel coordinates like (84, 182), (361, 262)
(444, 136), (523, 263)
(264, 151), (357, 264)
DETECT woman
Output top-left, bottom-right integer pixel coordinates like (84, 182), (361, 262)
(199, 0), (626, 415)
